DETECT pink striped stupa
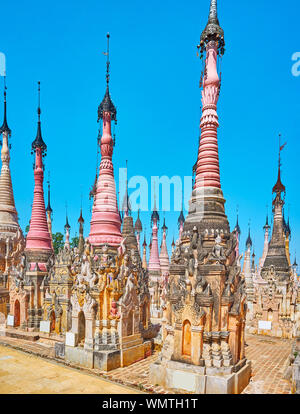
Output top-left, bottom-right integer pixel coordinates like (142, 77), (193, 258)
(25, 82), (53, 270)
(89, 33), (122, 247)
(148, 199), (160, 273)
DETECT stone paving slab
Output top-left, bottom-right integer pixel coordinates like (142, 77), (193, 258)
(0, 333), (294, 394)
(242, 334), (291, 394)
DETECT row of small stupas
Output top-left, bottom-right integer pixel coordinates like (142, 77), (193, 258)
(0, 34), (161, 371)
(0, 0), (298, 394)
(240, 156), (300, 339)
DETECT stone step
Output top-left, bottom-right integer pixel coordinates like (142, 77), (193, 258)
(5, 328), (40, 342)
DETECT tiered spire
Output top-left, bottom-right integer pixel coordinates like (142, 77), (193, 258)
(142, 232), (147, 269)
(246, 227), (252, 249)
(134, 209), (143, 248)
(0, 79), (19, 229)
(234, 214), (241, 236)
(264, 213), (270, 230)
(148, 197), (160, 272)
(171, 237), (175, 254)
(64, 214), (71, 250)
(262, 136), (290, 279)
(234, 213), (241, 258)
(78, 208), (85, 254)
(89, 33), (122, 247)
(46, 176), (52, 215)
(293, 256), (298, 269)
(122, 161), (131, 218)
(259, 213), (271, 274)
(0, 77), (24, 274)
(159, 217), (170, 276)
(243, 225), (252, 274)
(185, 0), (229, 233)
(178, 205), (185, 240)
(0, 77), (11, 136)
(199, 0), (225, 58)
(45, 176), (53, 248)
(25, 82), (53, 259)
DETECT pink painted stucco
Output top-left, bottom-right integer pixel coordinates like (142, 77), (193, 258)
(195, 41), (221, 189)
(89, 111), (122, 247)
(159, 227), (169, 276)
(148, 216), (160, 272)
(25, 148), (53, 252)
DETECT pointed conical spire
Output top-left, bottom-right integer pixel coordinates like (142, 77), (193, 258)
(162, 217), (168, 232)
(234, 214), (241, 235)
(199, 0), (225, 57)
(122, 160), (131, 217)
(0, 77), (23, 252)
(45, 173), (53, 247)
(262, 137), (290, 279)
(97, 33), (117, 123)
(264, 213), (270, 230)
(26, 82), (52, 259)
(272, 134), (286, 196)
(134, 208), (142, 233)
(0, 77), (11, 136)
(78, 208), (84, 224)
(89, 34), (122, 247)
(64, 213), (71, 250)
(31, 82), (47, 153)
(89, 170), (98, 201)
(64, 215), (70, 231)
(149, 189), (160, 272)
(246, 227), (252, 249)
(259, 211), (271, 273)
(171, 237), (176, 254)
(286, 216), (291, 238)
(151, 188), (159, 224)
(160, 216), (169, 276)
(46, 174), (52, 214)
(0, 80), (16, 213)
(142, 232), (147, 247)
(251, 249), (256, 272)
(178, 208), (185, 228)
(78, 207), (85, 254)
(142, 231), (147, 270)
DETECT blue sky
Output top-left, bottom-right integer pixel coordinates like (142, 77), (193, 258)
(1, 0), (299, 264)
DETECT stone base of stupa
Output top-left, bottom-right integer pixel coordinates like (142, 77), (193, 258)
(65, 334), (152, 372)
(149, 358), (251, 394)
(149, 315), (163, 349)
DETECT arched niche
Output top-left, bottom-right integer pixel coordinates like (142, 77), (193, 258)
(78, 311), (86, 345)
(14, 300), (20, 327)
(182, 319), (192, 357)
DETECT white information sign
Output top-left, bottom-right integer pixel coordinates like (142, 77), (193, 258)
(6, 315), (14, 327)
(40, 321), (50, 333)
(258, 320), (272, 330)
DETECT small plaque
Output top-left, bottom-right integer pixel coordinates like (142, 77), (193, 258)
(40, 321), (50, 333)
(258, 320), (272, 330)
(6, 315), (14, 327)
(66, 332), (77, 347)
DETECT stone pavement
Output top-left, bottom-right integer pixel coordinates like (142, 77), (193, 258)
(0, 333), (293, 394)
(242, 334), (291, 394)
(95, 354), (177, 394)
(0, 345), (142, 394)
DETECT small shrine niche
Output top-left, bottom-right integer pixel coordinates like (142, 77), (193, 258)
(182, 319), (192, 357)
(78, 311), (85, 346)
